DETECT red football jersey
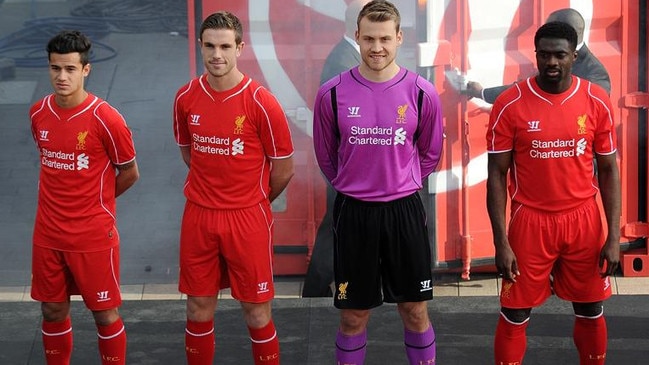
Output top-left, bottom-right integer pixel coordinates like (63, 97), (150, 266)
(30, 93), (136, 251)
(486, 76), (617, 212)
(173, 74), (294, 209)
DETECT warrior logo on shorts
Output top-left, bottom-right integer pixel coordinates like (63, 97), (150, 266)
(76, 130), (88, 150)
(337, 282), (348, 300)
(396, 104), (408, 124)
(257, 281), (269, 294)
(420, 279), (432, 292)
(234, 115), (245, 135)
(97, 290), (111, 302)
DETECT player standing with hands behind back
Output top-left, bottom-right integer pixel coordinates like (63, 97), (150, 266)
(313, 1), (444, 364)
(173, 11), (294, 365)
(486, 21), (620, 364)
(30, 30), (139, 365)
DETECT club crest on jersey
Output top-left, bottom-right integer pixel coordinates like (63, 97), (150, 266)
(577, 114), (587, 135)
(234, 115), (245, 134)
(396, 104), (408, 124)
(76, 130), (88, 150)
(190, 114), (201, 126)
(337, 282), (348, 300)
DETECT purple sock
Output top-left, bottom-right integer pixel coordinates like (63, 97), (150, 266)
(336, 329), (367, 365)
(404, 323), (436, 365)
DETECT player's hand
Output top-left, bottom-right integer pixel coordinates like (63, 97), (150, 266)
(465, 81), (484, 100)
(495, 241), (520, 282)
(599, 238), (620, 277)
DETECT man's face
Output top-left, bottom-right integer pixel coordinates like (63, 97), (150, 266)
(535, 37), (576, 86)
(199, 28), (243, 79)
(48, 52), (89, 98)
(355, 17), (402, 73)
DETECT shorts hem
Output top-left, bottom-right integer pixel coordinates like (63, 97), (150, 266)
(384, 297), (432, 304)
(334, 302), (383, 310)
(500, 294), (551, 309)
(555, 292), (612, 304)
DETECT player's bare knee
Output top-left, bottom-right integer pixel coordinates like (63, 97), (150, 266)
(339, 309), (370, 334)
(186, 295), (217, 322)
(41, 302), (70, 322)
(572, 301), (603, 318)
(500, 307), (531, 324)
(92, 308), (120, 326)
(241, 301), (272, 328)
(397, 302), (430, 327)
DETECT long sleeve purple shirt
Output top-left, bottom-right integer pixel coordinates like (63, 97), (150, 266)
(313, 67), (444, 202)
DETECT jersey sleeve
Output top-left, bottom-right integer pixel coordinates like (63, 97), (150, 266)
(173, 81), (193, 147)
(415, 78), (444, 178)
(590, 84), (617, 155)
(96, 102), (136, 165)
(254, 87), (294, 159)
(486, 86), (520, 153)
(29, 98), (47, 146)
(312, 80), (339, 183)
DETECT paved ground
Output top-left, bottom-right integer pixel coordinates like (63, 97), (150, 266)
(2, 295), (649, 364)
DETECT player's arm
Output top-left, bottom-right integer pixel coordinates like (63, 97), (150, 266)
(313, 87), (339, 183)
(596, 152), (621, 276)
(115, 159), (139, 197)
(268, 157), (294, 203)
(179, 145), (191, 168)
(487, 151), (519, 281)
(466, 81), (510, 104)
(416, 88), (444, 179)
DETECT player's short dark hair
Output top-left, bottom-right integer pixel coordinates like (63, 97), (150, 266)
(534, 21), (578, 51)
(358, 0), (401, 33)
(200, 11), (243, 45)
(46, 30), (92, 66)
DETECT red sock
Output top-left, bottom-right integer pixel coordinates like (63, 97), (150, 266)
(494, 314), (528, 365)
(574, 315), (607, 364)
(42, 316), (73, 365)
(97, 317), (127, 365)
(248, 320), (280, 365)
(185, 319), (215, 365)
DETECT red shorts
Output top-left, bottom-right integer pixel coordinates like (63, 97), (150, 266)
(31, 245), (122, 311)
(178, 200), (275, 302)
(501, 198), (612, 308)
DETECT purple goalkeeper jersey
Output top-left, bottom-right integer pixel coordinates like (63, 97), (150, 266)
(313, 66), (444, 202)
